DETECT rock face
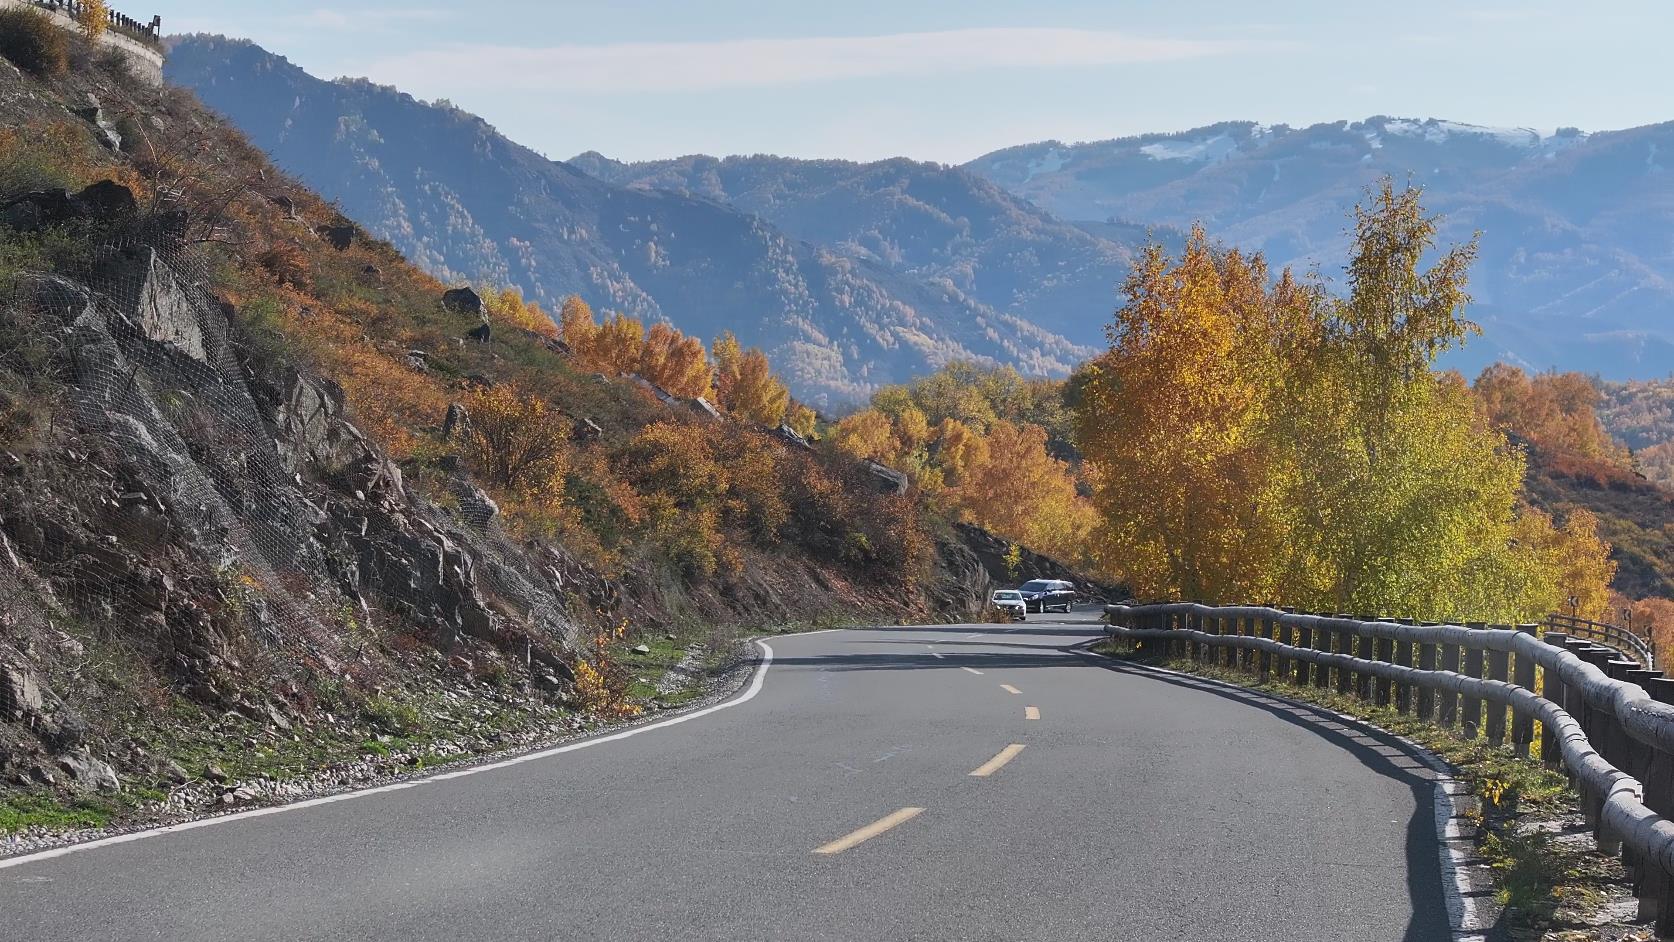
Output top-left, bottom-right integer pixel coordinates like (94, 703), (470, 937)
(0, 181), (137, 232)
(442, 287), (485, 317)
(861, 460), (909, 495)
(0, 234), (588, 792)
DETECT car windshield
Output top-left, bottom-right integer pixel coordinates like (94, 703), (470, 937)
(993, 591), (1022, 600)
(1019, 581), (1052, 592)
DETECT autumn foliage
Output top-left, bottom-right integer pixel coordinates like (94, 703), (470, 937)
(1074, 181), (1617, 623)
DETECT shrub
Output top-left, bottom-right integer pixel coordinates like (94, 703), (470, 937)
(0, 9), (70, 78)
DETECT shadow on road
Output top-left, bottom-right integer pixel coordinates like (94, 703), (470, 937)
(1084, 656), (1459, 942)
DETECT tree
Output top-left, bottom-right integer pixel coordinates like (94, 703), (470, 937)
(638, 322), (711, 398)
(76, 0), (108, 40)
(952, 421), (1093, 566)
(785, 403), (819, 440)
(594, 313), (645, 375)
(486, 287), (558, 339)
(464, 384), (570, 508)
(1074, 180), (1600, 622)
(558, 296), (598, 363)
(830, 409), (896, 463)
(720, 348), (789, 426)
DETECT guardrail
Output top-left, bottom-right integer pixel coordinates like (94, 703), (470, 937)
(22, 0), (162, 47)
(1104, 602), (1674, 934)
(1549, 612), (1655, 669)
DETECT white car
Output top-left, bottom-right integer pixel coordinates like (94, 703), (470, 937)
(990, 589), (1027, 621)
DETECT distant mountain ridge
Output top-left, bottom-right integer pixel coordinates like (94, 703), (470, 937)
(567, 151), (1173, 349)
(165, 37), (1091, 406)
(965, 116), (1674, 379)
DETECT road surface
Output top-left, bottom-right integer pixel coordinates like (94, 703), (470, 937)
(0, 608), (1457, 941)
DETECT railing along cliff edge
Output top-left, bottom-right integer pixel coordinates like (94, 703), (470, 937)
(1105, 602), (1674, 934)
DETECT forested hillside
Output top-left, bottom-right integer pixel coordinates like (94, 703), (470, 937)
(163, 37), (1088, 407)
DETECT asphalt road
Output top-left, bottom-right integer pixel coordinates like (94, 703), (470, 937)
(0, 608), (1457, 941)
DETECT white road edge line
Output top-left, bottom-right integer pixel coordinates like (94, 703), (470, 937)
(0, 633), (816, 872)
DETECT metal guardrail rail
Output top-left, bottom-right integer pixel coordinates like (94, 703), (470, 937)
(1548, 612), (1654, 669)
(1104, 602), (1674, 934)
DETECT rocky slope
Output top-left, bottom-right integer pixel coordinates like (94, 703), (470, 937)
(163, 37), (1088, 408)
(967, 117), (1674, 380)
(0, 41), (1004, 829)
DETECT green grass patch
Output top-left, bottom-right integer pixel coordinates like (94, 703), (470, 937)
(0, 792), (116, 834)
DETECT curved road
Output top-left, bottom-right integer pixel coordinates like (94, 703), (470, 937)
(0, 609), (1458, 940)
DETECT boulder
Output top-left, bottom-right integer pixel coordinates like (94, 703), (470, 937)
(453, 480), (500, 528)
(465, 322), (492, 344)
(772, 423), (812, 450)
(440, 402), (471, 442)
(317, 224), (355, 251)
(75, 180), (137, 221)
(685, 397), (722, 421)
(98, 246), (214, 362)
(58, 752), (121, 792)
(443, 287), (486, 317)
(0, 661), (42, 722)
(1, 189), (79, 231)
(861, 459), (909, 495)
(71, 101), (122, 151)
(571, 417), (602, 442)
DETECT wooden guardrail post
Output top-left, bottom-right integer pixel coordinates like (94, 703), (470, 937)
(1394, 619), (1415, 714)
(1238, 613), (1255, 670)
(1334, 616), (1355, 696)
(1276, 612), (1293, 678)
(1644, 678), (1674, 928)
(1539, 631), (1567, 766)
(1460, 623), (1486, 737)
(1294, 616), (1312, 686)
(1373, 618), (1395, 707)
(1439, 635), (1460, 728)
(1221, 611), (1237, 669)
(1511, 625), (1537, 757)
(1417, 627), (1438, 721)
(1355, 615), (1378, 702)
(1314, 617), (1333, 691)
(1485, 629), (1510, 746)
(1256, 614), (1273, 681)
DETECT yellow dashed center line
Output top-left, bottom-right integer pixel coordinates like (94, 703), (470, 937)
(961, 666), (984, 676)
(813, 807), (925, 855)
(969, 743), (1026, 777)
(1025, 706), (1041, 721)
(1000, 684), (1021, 695)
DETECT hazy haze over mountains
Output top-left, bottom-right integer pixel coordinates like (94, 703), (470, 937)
(169, 36), (1673, 395)
(166, 37), (1090, 407)
(967, 117), (1674, 379)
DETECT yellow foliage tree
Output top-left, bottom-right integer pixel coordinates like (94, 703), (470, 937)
(786, 403), (819, 440)
(463, 383), (570, 509)
(593, 313), (645, 376)
(638, 322), (711, 399)
(486, 287), (558, 339)
(1075, 180), (1616, 622)
(558, 296), (598, 363)
(76, 0), (108, 39)
(720, 348), (790, 426)
(952, 421), (1093, 566)
(830, 409), (898, 463)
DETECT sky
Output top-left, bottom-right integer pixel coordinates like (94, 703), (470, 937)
(148, 0), (1673, 164)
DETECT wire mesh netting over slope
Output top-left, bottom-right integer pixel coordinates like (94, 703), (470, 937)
(0, 216), (585, 709)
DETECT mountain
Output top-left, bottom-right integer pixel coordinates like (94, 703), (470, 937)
(163, 38), (1088, 407)
(967, 117), (1674, 380)
(567, 152), (1171, 349)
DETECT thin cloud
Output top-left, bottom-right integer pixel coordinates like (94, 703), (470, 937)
(363, 27), (1287, 93)
(290, 7), (454, 32)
